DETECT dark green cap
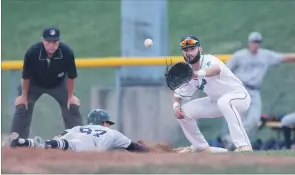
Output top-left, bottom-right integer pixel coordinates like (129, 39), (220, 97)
(87, 109), (115, 125)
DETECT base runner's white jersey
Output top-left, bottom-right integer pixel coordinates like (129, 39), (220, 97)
(174, 54), (246, 101)
(61, 124), (131, 151)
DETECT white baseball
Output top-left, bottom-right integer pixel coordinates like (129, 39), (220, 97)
(144, 39), (153, 48)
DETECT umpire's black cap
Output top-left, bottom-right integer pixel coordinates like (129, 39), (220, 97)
(180, 35), (201, 49)
(42, 27), (60, 41)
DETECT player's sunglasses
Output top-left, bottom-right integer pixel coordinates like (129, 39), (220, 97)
(180, 39), (199, 47)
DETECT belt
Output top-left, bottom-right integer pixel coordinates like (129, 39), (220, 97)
(244, 84), (260, 91)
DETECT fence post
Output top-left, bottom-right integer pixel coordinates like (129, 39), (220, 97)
(115, 67), (123, 133)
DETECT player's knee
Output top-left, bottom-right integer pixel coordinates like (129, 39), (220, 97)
(181, 103), (196, 119)
(216, 96), (231, 110)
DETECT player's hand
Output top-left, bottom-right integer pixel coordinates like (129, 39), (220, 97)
(67, 95), (80, 109)
(15, 95), (28, 109)
(192, 72), (198, 79)
(175, 107), (186, 119)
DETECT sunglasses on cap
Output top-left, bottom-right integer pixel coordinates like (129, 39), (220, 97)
(180, 39), (199, 48)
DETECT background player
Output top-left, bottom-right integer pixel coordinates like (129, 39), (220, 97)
(281, 112), (295, 149)
(6, 109), (149, 153)
(222, 32), (295, 144)
(173, 35), (252, 153)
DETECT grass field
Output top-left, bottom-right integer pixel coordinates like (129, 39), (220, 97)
(1, 0), (295, 141)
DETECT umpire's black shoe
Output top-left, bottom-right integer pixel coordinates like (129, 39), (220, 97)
(6, 132), (20, 148)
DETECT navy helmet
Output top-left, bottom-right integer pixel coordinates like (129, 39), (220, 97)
(87, 109), (115, 125)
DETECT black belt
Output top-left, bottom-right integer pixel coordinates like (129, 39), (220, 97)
(244, 84), (260, 91)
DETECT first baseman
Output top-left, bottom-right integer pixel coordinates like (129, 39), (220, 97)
(7, 109), (149, 152)
(173, 35), (252, 153)
(223, 32), (295, 141)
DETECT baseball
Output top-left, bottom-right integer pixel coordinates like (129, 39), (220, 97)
(144, 38), (153, 48)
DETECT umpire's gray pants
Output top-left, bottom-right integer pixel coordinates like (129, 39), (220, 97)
(10, 80), (83, 138)
(222, 89), (261, 140)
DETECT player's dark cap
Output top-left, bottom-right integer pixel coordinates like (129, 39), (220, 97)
(42, 27), (60, 41)
(248, 32), (262, 43)
(180, 35), (201, 50)
(87, 109), (115, 125)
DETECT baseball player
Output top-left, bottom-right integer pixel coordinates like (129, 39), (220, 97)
(281, 112), (295, 149)
(6, 109), (149, 153)
(172, 35), (252, 153)
(223, 32), (295, 142)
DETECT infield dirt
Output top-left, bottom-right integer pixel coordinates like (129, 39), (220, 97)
(2, 144), (295, 174)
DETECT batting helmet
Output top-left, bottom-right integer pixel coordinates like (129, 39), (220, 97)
(87, 109), (115, 125)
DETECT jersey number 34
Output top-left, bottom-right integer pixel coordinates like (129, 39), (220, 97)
(79, 128), (107, 138)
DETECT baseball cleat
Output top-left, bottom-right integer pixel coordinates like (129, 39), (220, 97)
(174, 146), (228, 153)
(175, 147), (197, 153)
(234, 145), (253, 152)
(209, 146), (229, 153)
(6, 132), (20, 148)
(174, 146), (210, 153)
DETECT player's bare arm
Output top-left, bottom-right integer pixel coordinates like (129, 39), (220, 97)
(192, 64), (221, 79)
(125, 141), (150, 152)
(15, 79), (30, 109)
(173, 97), (185, 119)
(16, 50), (31, 108)
(66, 50), (79, 109)
(282, 53), (295, 62)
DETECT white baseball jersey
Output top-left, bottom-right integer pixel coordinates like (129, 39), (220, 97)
(173, 55), (252, 150)
(174, 54), (247, 101)
(60, 124), (131, 152)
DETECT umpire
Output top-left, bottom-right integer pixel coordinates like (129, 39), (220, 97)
(11, 27), (83, 138)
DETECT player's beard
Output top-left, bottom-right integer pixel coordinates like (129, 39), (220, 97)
(184, 50), (201, 64)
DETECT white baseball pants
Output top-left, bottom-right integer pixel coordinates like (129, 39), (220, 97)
(178, 91), (252, 150)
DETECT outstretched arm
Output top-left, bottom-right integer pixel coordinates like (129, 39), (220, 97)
(282, 53), (295, 63)
(125, 141), (150, 152)
(194, 64), (221, 78)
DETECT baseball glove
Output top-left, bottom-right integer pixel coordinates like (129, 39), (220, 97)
(165, 62), (193, 90)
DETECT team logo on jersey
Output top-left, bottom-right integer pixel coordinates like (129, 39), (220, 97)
(50, 29), (56, 36)
(206, 61), (212, 67)
(197, 78), (207, 90)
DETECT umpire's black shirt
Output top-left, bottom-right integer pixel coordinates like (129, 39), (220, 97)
(22, 42), (77, 89)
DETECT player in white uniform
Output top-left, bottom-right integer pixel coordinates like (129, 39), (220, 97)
(173, 35), (252, 153)
(6, 109), (149, 153)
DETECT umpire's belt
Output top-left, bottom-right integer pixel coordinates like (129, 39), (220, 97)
(244, 84), (260, 91)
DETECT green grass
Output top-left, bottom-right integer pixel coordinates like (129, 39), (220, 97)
(233, 150), (295, 156)
(1, 0), (295, 138)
